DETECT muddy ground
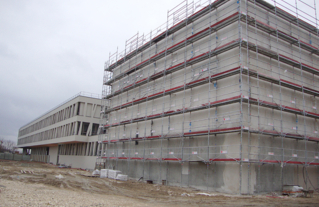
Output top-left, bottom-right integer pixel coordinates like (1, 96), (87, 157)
(0, 160), (318, 207)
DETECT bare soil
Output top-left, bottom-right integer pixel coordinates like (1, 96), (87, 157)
(0, 160), (318, 207)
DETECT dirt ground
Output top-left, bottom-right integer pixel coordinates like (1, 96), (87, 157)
(0, 160), (318, 207)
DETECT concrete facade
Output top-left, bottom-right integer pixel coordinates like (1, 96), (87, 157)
(99, 0), (319, 194)
(17, 92), (102, 168)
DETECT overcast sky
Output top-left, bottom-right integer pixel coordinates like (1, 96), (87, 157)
(0, 0), (318, 144)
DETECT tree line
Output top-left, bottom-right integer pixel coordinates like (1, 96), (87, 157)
(0, 138), (16, 153)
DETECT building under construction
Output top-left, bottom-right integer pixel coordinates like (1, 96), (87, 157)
(97, 0), (319, 194)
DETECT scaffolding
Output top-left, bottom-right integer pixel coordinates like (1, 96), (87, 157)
(97, 0), (319, 194)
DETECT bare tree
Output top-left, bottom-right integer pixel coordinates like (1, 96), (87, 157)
(0, 138), (4, 152)
(0, 137), (16, 153)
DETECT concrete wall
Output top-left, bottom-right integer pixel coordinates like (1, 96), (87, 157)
(49, 146), (58, 164)
(59, 155), (96, 170)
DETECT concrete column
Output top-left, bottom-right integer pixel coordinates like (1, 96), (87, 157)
(68, 123), (71, 136)
(86, 123), (92, 136)
(84, 102), (88, 117)
(75, 102), (79, 116)
(74, 122), (78, 135)
(92, 142), (96, 156)
(92, 104), (97, 118)
(78, 122), (83, 135)
(86, 142), (90, 156)
(62, 108), (66, 121)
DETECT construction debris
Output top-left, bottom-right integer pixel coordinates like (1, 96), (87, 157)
(20, 170), (34, 174)
(108, 170), (121, 179)
(301, 190), (314, 198)
(92, 169), (100, 176)
(282, 185), (304, 197)
(100, 169), (108, 178)
(196, 192), (216, 196)
(55, 174), (64, 179)
(116, 174), (128, 181)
